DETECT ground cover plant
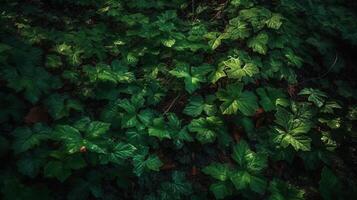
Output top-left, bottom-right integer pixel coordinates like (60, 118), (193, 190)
(1, 0), (357, 199)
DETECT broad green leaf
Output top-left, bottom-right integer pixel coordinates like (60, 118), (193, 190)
(210, 182), (233, 199)
(205, 32), (222, 50)
(231, 0), (254, 7)
(64, 154), (86, 170)
(232, 140), (267, 173)
(2, 65), (62, 103)
(45, 93), (83, 120)
(148, 117), (171, 140)
(100, 143), (136, 164)
(274, 131), (311, 151)
(224, 17), (250, 40)
(318, 117), (341, 129)
(113, 143), (136, 159)
(319, 167), (341, 200)
(266, 14), (283, 30)
(230, 140), (267, 193)
(248, 33), (269, 54)
(188, 116), (225, 144)
(298, 88), (327, 107)
(256, 87), (289, 111)
(321, 101), (342, 114)
(53, 125), (83, 154)
(160, 171), (193, 198)
(210, 64), (226, 83)
(183, 96), (204, 117)
(145, 155), (163, 171)
(17, 155), (43, 178)
(45, 54), (62, 68)
(86, 121), (111, 138)
(44, 161), (71, 182)
(12, 125), (50, 154)
(169, 63), (212, 93)
(217, 83), (259, 115)
(285, 50), (303, 67)
(162, 38), (176, 47)
(230, 171), (267, 194)
(232, 140), (251, 167)
(166, 113), (194, 144)
(202, 163), (231, 181)
(231, 171), (251, 190)
(83, 60), (134, 84)
(273, 106), (313, 151)
(183, 95), (216, 117)
(269, 179), (305, 200)
(223, 57), (259, 80)
(133, 149), (163, 176)
(320, 131), (337, 151)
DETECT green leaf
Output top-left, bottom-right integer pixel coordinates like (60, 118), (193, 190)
(210, 64), (226, 83)
(117, 95), (145, 129)
(146, 155), (163, 171)
(298, 88), (327, 107)
(169, 63), (212, 93)
(148, 117), (171, 140)
(188, 116), (225, 144)
(100, 143), (136, 164)
(45, 93), (83, 120)
(231, 0), (254, 7)
(133, 149), (163, 176)
(224, 17), (250, 40)
(160, 171), (193, 198)
(183, 95), (216, 117)
(204, 32), (222, 50)
(162, 38), (176, 47)
(17, 154), (43, 178)
(166, 113), (194, 145)
(248, 33), (269, 54)
(210, 182), (233, 199)
(217, 83), (258, 115)
(266, 14), (283, 30)
(44, 161), (71, 182)
(113, 143), (136, 159)
(64, 154), (86, 170)
(12, 125), (50, 154)
(211, 35), (222, 50)
(183, 96), (205, 117)
(83, 60), (134, 84)
(229, 140), (267, 193)
(232, 140), (267, 173)
(53, 125), (83, 154)
(230, 170), (267, 194)
(202, 163), (231, 181)
(45, 54), (62, 69)
(285, 50), (303, 67)
(274, 132), (311, 151)
(319, 167), (341, 200)
(223, 57), (259, 80)
(2, 65), (62, 103)
(268, 179), (305, 200)
(86, 121), (111, 138)
(256, 87), (289, 111)
(273, 106), (313, 151)
(321, 101), (342, 114)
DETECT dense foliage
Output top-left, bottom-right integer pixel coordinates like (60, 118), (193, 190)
(1, 0), (357, 199)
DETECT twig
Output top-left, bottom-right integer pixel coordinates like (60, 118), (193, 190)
(297, 53), (338, 86)
(163, 94), (181, 115)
